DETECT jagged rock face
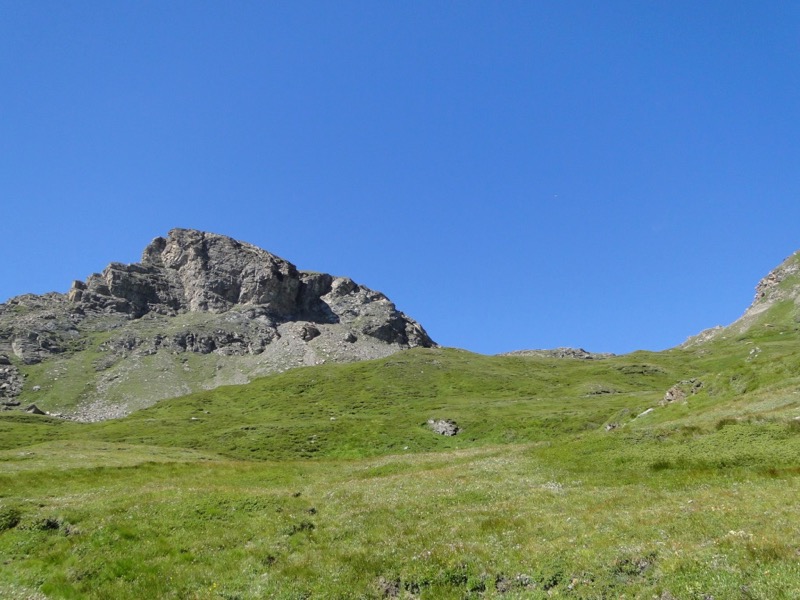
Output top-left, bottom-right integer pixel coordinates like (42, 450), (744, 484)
(0, 356), (24, 409)
(0, 229), (434, 420)
(749, 251), (800, 310)
(70, 230), (303, 318)
(139, 229), (302, 315)
(62, 230), (430, 347)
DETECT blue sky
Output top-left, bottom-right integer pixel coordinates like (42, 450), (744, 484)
(2, 2), (799, 354)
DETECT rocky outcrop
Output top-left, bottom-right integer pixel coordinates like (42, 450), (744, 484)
(722, 250), (800, 335)
(660, 379), (703, 406)
(499, 347), (614, 360)
(90, 229), (305, 317)
(0, 229), (434, 419)
(682, 250), (800, 347)
(0, 294), (83, 366)
(0, 357), (24, 409)
(1, 229), (433, 363)
(752, 253), (800, 305)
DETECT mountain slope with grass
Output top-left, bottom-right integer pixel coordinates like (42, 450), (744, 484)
(684, 249), (800, 346)
(2, 247), (800, 599)
(0, 229), (433, 421)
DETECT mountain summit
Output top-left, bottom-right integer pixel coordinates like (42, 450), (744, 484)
(0, 229), (433, 420)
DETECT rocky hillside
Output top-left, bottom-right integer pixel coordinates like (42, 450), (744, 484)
(0, 229), (434, 420)
(683, 250), (800, 346)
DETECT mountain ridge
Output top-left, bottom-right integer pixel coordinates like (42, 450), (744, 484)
(0, 229), (433, 420)
(4, 232), (800, 421)
(682, 249), (800, 347)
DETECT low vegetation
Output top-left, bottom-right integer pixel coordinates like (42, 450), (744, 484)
(2, 304), (800, 598)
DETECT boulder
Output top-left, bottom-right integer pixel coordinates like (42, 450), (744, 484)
(661, 378), (703, 405)
(428, 418), (460, 436)
(300, 324), (321, 342)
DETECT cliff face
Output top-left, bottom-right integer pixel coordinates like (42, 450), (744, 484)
(70, 229), (304, 317)
(0, 229), (434, 420)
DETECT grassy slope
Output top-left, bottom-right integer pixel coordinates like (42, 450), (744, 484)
(13, 311), (271, 416)
(2, 347), (682, 460)
(2, 297), (800, 598)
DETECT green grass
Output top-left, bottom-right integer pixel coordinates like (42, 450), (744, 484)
(1, 347), (687, 459)
(2, 440), (800, 599)
(4, 295), (800, 598)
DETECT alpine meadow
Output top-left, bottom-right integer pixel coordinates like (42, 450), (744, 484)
(2, 232), (800, 599)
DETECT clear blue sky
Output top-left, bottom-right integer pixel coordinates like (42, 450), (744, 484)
(2, 2), (799, 354)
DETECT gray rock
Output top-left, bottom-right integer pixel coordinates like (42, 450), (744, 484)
(499, 347), (614, 359)
(24, 404), (45, 415)
(428, 418), (460, 436)
(661, 378), (703, 405)
(376, 576), (401, 598)
(0, 363), (24, 400)
(300, 324), (321, 342)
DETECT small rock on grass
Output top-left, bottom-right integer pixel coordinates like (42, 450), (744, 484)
(427, 418), (460, 436)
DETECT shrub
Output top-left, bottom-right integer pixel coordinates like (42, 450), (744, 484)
(0, 504), (22, 531)
(716, 417), (738, 430)
(650, 459), (672, 471)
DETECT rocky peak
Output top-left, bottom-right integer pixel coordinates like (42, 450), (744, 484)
(58, 228), (433, 348)
(69, 229), (303, 317)
(141, 229), (302, 314)
(0, 230), (434, 419)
